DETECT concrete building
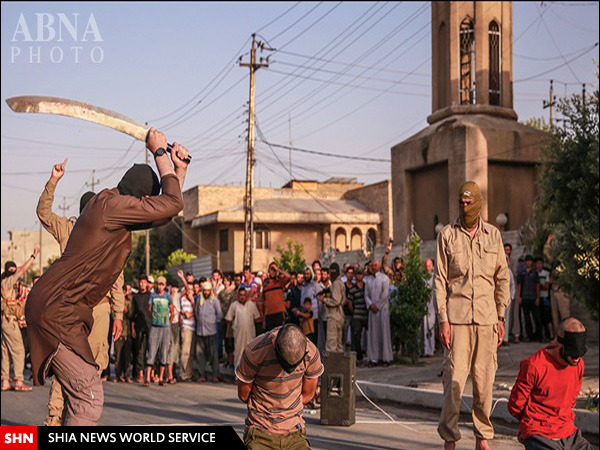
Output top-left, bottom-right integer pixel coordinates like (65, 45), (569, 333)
(1, 229), (61, 275)
(391, 1), (547, 241)
(182, 178), (392, 272)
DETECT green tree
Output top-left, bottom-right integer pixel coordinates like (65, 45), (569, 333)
(389, 234), (432, 364)
(535, 72), (599, 319)
(167, 248), (197, 267)
(273, 239), (306, 273)
(123, 218), (183, 283)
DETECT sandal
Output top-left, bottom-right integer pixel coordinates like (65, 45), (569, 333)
(14, 384), (32, 392)
(1, 385), (13, 392)
(143, 380), (150, 387)
(168, 378), (177, 385)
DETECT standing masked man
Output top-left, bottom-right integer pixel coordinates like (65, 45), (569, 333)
(435, 181), (510, 450)
(36, 158), (126, 426)
(26, 129), (188, 426)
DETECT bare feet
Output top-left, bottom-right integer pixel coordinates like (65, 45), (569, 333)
(476, 438), (491, 450)
(444, 441), (456, 450)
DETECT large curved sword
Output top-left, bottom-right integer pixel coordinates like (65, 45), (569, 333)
(5, 96), (191, 163)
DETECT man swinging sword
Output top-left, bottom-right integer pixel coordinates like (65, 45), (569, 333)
(36, 157), (125, 426)
(25, 128), (189, 426)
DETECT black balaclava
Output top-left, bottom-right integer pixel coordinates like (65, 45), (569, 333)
(2, 261), (17, 280)
(330, 262), (340, 282)
(117, 164), (160, 199)
(558, 331), (587, 365)
(80, 191), (95, 214)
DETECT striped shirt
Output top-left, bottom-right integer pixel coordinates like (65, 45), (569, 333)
(235, 327), (323, 435)
(347, 282), (368, 321)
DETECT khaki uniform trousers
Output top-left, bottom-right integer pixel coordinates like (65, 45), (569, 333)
(44, 301), (110, 426)
(438, 324), (498, 442)
(1, 317), (26, 382)
(180, 328), (196, 381)
(551, 289), (570, 336)
(325, 317), (344, 352)
(244, 427), (310, 450)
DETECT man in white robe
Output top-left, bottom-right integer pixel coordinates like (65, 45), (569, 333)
(365, 260), (393, 366)
(423, 258), (436, 356)
(226, 287), (260, 368)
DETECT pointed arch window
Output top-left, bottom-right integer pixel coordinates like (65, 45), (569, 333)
(459, 18), (476, 105)
(488, 21), (501, 105)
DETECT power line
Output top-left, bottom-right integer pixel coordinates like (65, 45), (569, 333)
(269, 59), (430, 87)
(258, 3), (426, 130)
(267, 2), (324, 43)
(263, 67), (429, 96)
(147, 37), (251, 124)
(0, 135), (139, 152)
(514, 42), (598, 83)
(255, 2), (302, 33)
(275, 2), (343, 51)
(259, 140), (391, 163)
(537, 3), (582, 83)
(275, 49), (429, 77)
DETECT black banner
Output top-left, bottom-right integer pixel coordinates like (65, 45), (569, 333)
(35, 426), (245, 449)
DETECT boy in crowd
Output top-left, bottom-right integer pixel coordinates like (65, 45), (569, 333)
(297, 298), (316, 346)
(144, 276), (174, 387)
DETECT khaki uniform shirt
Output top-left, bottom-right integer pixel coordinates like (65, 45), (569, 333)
(27, 173), (183, 385)
(37, 179), (125, 320)
(434, 218), (510, 326)
(322, 277), (346, 324)
(1, 274), (24, 321)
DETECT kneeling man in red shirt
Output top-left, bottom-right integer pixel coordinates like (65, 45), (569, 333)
(508, 318), (592, 450)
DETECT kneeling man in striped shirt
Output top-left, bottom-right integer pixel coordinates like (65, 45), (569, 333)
(236, 324), (323, 449)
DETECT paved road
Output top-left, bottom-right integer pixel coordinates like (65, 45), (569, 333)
(1, 379), (526, 450)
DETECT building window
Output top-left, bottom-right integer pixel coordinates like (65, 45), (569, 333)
(365, 229), (377, 254)
(219, 229), (228, 252)
(254, 230), (270, 250)
(488, 21), (501, 106)
(459, 18), (476, 105)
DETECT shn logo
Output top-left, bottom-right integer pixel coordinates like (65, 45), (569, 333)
(4, 433), (34, 444)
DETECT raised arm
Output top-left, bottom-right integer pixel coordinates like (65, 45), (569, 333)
(104, 129), (188, 230)
(382, 239), (393, 277)
(37, 159), (73, 246)
(15, 245), (40, 280)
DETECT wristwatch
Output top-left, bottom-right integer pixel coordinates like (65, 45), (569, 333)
(498, 316), (505, 323)
(155, 147), (167, 158)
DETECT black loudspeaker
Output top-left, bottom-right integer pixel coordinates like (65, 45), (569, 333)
(320, 351), (356, 426)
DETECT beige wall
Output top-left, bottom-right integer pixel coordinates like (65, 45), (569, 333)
(1, 229), (61, 274)
(409, 163), (450, 241)
(391, 115), (547, 242)
(343, 180), (392, 241)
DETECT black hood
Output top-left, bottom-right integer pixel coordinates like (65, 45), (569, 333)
(117, 164), (160, 199)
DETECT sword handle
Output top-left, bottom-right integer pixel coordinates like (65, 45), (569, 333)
(166, 143), (192, 163)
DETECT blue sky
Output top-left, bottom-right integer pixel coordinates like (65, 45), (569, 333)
(1, 1), (598, 239)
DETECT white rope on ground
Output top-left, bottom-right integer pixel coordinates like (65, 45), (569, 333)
(354, 382), (419, 432)
(461, 397), (503, 417)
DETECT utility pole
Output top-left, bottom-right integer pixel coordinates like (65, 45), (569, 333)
(288, 113), (293, 176)
(543, 79), (556, 127)
(145, 122), (151, 276)
(582, 83), (586, 108)
(91, 170), (96, 192)
(239, 34), (270, 270)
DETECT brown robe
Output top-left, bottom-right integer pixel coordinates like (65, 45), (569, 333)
(37, 178), (125, 319)
(26, 173), (183, 385)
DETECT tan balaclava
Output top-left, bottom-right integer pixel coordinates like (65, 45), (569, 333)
(459, 181), (482, 230)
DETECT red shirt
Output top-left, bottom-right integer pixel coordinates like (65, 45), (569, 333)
(262, 276), (289, 316)
(508, 344), (584, 440)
